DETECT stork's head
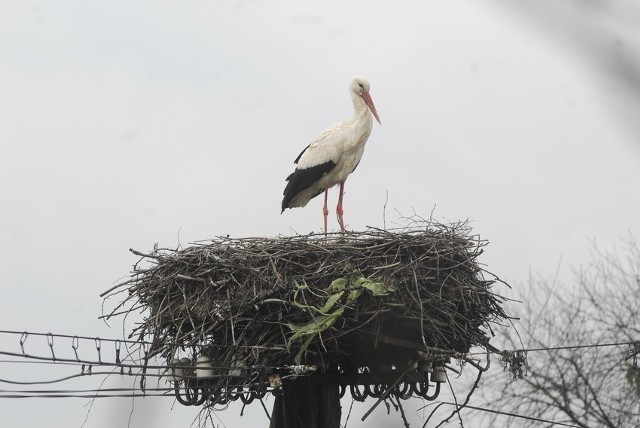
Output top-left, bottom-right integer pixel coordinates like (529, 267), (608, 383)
(351, 76), (381, 125)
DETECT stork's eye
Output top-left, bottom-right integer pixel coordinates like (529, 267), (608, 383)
(358, 83), (364, 90)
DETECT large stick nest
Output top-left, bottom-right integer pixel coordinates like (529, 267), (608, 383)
(103, 221), (507, 387)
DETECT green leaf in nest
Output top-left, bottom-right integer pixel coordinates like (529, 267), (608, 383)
(352, 276), (396, 296)
(288, 276), (395, 364)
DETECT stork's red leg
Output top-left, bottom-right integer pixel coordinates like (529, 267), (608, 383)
(323, 188), (329, 235)
(336, 182), (345, 234)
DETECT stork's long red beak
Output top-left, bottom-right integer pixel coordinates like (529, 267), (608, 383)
(362, 92), (381, 125)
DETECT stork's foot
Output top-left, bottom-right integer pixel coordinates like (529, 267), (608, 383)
(336, 206), (345, 234)
(323, 189), (329, 236)
(323, 208), (329, 236)
(336, 182), (346, 234)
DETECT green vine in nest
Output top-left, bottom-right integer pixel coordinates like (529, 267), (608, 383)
(287, 276), (395, 364)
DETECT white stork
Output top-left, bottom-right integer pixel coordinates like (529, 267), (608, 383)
(281, 76), (381, 234)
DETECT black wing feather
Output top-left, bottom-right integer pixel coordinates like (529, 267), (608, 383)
(281, 160), (337, 212)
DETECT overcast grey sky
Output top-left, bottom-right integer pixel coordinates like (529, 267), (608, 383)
(1, 1), (639, 427)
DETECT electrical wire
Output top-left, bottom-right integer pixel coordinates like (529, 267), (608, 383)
(0, 387), (175, 394)
(0, 329), (283, 350)
(0, 371), (173, 385)
(0, 329), (146, 346)
(437, 401), (583, 427)
(0, 350), (170, 371)
(0, 328), (636, 427)
(0, 392), (172, 399)
(505, 340), (640, 354)
(463, 340), (640, 358)
(3, 329), (637, 360)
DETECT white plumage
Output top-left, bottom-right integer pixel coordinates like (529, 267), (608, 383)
(281, 76), (381, 234)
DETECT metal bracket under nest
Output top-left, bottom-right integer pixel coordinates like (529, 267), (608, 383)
(169, 361), (447, 406)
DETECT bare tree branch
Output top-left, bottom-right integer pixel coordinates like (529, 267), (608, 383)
(482, 238), (640, 427)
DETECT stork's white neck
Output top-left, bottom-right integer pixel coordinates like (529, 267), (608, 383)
(348, 92), (373, 144)
(351, 91), (367, 113)
(351, 92), (373, 125)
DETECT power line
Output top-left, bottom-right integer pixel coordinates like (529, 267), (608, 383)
(0, 387), (175, 394)
(0, 329), (283, 351)
(2, 329), (637, 383)
(0, 349), (150, 369)
(0, 352), (621, 427)
(512, 340), (639, 354)
(0, 392), (172, 399)
(437, 401), (583, 427)
(3, 329), (636, 360)
(0, 329), (146, 346)
(1, 328), (637, 427)
(0, 350), (301, 374)
(0, 370), (173, 386)
(462, 339), (638, 357)
(455, 340), (639, 358)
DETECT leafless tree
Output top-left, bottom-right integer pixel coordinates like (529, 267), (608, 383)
(484, 237), (640, 427)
